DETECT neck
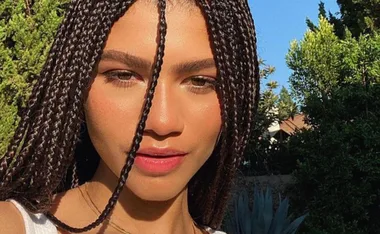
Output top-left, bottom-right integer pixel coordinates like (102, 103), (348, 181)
(87, 160), (196, 234)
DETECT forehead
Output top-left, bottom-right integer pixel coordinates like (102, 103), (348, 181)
(103, 0), (213, 65)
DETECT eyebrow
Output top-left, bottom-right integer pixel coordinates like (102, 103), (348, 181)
(172, 58), (216, 74)
(100, 50), (216, 74)
(101, 50), (151, 71)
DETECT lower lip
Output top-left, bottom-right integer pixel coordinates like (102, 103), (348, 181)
(134, 154), (185, 175)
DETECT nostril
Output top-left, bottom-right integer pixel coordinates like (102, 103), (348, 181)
(143, 129), (182, 141)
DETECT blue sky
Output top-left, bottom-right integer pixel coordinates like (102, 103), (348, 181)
(248, 0), (340, 91)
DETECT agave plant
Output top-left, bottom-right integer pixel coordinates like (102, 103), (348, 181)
(225, 186), (307, 234)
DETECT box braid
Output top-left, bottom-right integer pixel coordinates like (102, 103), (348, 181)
(188, 0), (260, 228)
(0, 0), (79, 187)
(0, 0), (259, 232)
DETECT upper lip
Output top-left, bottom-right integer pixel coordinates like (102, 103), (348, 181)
(136, 147), (188, 157)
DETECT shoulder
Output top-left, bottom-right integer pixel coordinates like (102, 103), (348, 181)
(0, 201), (25, 234)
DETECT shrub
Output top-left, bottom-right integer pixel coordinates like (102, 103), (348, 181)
(0, 0), (68, 155)
(224, 186), (307, 234)
(287, 85), (380, 234)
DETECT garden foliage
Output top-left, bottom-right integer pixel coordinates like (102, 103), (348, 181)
(0, 0), (67, 155)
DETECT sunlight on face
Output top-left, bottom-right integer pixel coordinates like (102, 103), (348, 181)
(84, 0), (221, 201)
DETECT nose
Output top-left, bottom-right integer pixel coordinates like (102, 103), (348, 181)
(144, 81), (184, 138)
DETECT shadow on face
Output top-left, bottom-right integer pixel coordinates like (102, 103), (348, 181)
(83, 0), (222, 203)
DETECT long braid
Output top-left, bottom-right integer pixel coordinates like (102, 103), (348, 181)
(3, 0), (85, 205)
(0, 0), (94, 194)
(41, 0), (100, 192)
(45, 0), (167, 232)
(0, 0), (80, 185)
(70, 161), (79, 189)
(194, 0), (234, 226)
(58, 1), (119, 191)
(206, 1), (233, 225)
(236, 0), (260, 162)
(56, 1), (118, 188)
(45, 0), (137, 226)
(212, 1), (246, 225)
(1, 0), (131, 201)
(209, 1), (246, 226)
(0, 0), (84, 180)
(233, 0), (252, 158)
(228, 0), (246, 156)
(43, 0), (117, 193)
(189, 0), (260, 228)
(190, 0), (221, 223)
(0, 0), (260, 232)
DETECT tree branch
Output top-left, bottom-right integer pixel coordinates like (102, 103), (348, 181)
(24, 0), (31, 16)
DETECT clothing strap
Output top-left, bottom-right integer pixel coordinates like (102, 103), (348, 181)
(8, 199), (57, 234)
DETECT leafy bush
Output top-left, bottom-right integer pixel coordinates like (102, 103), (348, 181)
(287, 85), (380, 234)
(0, 0), (68, 155)
(225, 186), (307, 234)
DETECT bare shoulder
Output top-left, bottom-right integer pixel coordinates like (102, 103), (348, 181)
(0, 201), (25, 234)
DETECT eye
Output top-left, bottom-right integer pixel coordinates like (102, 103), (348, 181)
(185, 76), (218, 94)
(191, 77), (209, 87)
(104, 70), (137, 81)
(102, 70), (142, 88)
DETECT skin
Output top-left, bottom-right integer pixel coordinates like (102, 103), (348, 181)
(49, 1), (222, 234)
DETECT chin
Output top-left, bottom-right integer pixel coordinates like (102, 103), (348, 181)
(125, 169), (189, 202)
(135, 191), (179, 202)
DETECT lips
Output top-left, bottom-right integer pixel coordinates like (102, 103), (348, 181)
(136, 148), (188, 157)
(133, 148), (188, 175)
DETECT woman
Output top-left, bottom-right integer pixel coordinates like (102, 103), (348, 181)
(0, 0), (259, 233)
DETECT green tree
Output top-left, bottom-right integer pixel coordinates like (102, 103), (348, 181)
(244, 61), (297, 175)
(335, 0), (380, 37)
(277, 86), (298, 121)
(0, 0), (68, 155)
(289, 85), (380, 234)
(307, 1), (380, 38)
(306, 2), (329, 32)
(287, 17), (380, 104)
(286, 11), (380, 234)
(243, 60), (279, 175)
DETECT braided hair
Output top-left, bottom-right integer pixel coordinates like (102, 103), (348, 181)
(0, 0), (260, 232)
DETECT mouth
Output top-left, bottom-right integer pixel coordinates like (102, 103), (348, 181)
(133, 148), (188, 175)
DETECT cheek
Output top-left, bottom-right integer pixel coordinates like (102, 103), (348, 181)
(184, 94), (222, 158)
(86, 93), (133, 138)
(84, 78), (144, 158)
(191, 104), (221, 135)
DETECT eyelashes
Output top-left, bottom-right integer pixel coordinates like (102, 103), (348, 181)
(102, 70), (218, 94)
(103, 70), (140, 88)
(187, 76), (218, 94)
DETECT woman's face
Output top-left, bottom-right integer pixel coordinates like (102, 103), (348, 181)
(84, 1), (221, 201)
